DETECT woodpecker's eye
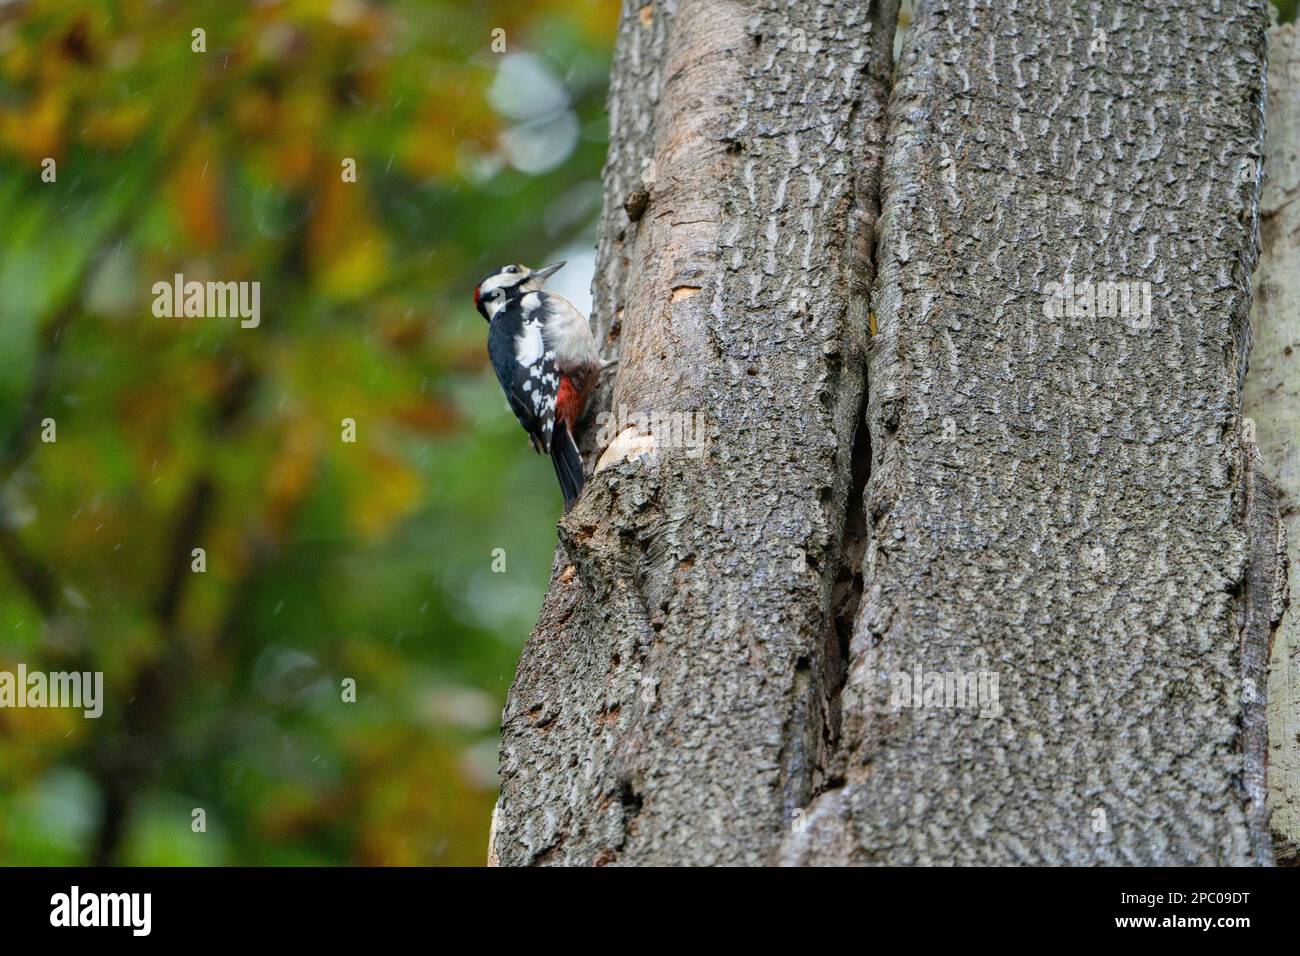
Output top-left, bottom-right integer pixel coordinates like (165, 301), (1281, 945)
(505, 265), (519, 274)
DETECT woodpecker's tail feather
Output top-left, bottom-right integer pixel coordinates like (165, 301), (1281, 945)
(550, 422), (585, 512)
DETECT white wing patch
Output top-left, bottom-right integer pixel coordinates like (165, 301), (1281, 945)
(512, 317), (558, 444)
(514, 319), (545, 366)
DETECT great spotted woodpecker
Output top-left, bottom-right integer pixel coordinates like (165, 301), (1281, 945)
(475, 261), (602, 511)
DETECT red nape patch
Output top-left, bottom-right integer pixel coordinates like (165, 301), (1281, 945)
(473, 285), (481, 306)
(556, 376), (580, 428)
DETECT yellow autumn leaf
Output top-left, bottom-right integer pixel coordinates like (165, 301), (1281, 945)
(347, 448), (421, 540)
(309, 173), (389, 298)
(168, 133), (225, 250)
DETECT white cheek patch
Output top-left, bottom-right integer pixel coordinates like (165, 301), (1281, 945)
(480, 272), (519, 297)
(515, 321), (545, 366)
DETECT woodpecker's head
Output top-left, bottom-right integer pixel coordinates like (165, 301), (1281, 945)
(473, 261), (565, 321)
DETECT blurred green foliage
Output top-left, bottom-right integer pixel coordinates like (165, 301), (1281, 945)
(0, 0), (617, 865)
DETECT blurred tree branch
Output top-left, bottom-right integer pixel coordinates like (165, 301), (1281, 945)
(89, 208), (311, 865)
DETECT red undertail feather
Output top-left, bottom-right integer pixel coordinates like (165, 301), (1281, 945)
(556, 375), (581, 430)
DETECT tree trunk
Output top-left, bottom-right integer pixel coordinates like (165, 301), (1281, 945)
(493, 0), (899, 866)
(494, 0), (1288, 866)
(1250, 20), (1300, 866)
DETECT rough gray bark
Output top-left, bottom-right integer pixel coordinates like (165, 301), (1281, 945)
(785, 0), (1281, 866)
(495, 0), (1286, 866)
(493, 0), (899, 865)
(1248, 21), (1300, 866)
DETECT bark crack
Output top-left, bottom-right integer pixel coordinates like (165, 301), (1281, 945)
(1236, 444), (1285, 866)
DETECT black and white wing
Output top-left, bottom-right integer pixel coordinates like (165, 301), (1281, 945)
(487, 301), (559, 454)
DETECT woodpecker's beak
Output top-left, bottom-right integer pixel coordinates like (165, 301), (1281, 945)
(534, 261), (566, 283)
